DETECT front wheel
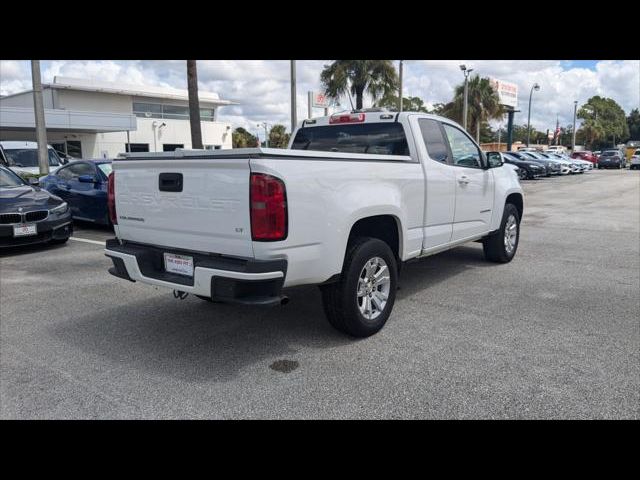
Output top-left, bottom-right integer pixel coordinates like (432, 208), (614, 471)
(483, 203), (520, 263)
(320, 237), (398, 338)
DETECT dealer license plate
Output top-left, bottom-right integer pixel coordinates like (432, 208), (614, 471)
(13, 224), (37, 237)
(164, 253), (194, 277)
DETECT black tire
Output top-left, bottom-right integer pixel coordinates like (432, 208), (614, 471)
(482, 203), (520, 263)
(320, 237), (398, 338)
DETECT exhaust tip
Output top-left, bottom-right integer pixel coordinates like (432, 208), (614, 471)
(280, 296), (290, 306)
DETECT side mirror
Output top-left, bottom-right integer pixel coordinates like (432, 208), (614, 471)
(28, 177), (39, 186)
(486, 151), (503, 169)
(78, 174), (98, 183)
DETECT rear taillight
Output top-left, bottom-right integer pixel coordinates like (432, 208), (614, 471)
(250, 173), (287, 241)
(107, 172), (117, 225)
(329, 113), (366, 124)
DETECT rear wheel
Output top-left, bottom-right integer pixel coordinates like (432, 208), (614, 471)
(320, 237), (397, 338)
(483, 203), (520, 263)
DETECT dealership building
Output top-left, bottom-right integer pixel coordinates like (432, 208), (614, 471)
(0, 77), (236, 158)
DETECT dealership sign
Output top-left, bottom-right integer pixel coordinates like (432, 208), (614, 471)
(311, 91), (330, 108)
(489, 78), (518, 108)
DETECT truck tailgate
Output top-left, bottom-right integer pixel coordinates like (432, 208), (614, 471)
(113, 158), (254, 258)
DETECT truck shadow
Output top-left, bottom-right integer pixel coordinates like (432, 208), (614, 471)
(50, 244), (498, 383)
(397, 244), (499, 300)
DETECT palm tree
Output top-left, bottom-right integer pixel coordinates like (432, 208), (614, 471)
(187, 60), (203, 149)
(320, 60), (398, 110)
(442, 75), (505, 142)
(267, 124), (290, 149)
(579, 119), (605, 150)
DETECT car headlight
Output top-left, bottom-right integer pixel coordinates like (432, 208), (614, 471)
(49, 202), (68, 215)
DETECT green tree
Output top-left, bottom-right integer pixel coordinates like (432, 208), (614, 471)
(438, 75), (505, 142)
(320, 60), (398, 111)
(627, 108), (640, 140)
(578, 96), (629, 148)
(578, 118), (606, 150)
(268, 124), (290, 149)
(232, 127), (258, 148)
(374, 94), (429, 112)
(479, 121), (494, 143)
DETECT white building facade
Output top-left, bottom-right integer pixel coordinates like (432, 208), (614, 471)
(0, 77), (235, 158)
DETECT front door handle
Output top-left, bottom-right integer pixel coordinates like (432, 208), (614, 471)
(458, 175), (470, 185)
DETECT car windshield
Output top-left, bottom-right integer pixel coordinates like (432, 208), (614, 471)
(3, 148), (61, 168)
(97, 163), (113, 177)
(601, 151), (617, 156)
(0, 167), (26, 187)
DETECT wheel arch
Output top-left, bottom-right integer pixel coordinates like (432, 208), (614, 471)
(345, 214), (403, 266)
(506, 192), (524, 220)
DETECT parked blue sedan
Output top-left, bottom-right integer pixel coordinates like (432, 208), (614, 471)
(40, 160), (113, 226)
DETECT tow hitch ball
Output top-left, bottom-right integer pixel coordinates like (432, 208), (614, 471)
(173, 290), (189, 300)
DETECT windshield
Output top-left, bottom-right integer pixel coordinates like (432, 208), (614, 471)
(0, 167), (26, 187)
(601, 151), (618, 156)
(97, 163), (113, 177)
(3, 148), (61, 168)
(291, 123), (410, 156)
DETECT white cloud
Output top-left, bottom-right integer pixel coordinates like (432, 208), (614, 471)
(1, 59), (638, 134)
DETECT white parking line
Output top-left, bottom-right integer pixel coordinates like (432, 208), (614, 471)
(69, 237), (106, 246)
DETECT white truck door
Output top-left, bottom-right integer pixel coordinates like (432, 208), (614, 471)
(411, 117), (456, 249)
(441, 123), (494, 242)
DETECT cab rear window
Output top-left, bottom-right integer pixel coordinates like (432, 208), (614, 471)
(291, 123), (409, 156)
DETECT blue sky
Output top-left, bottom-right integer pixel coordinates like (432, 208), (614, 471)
(560, 60), (598, 70)
(1, 60), (638, 138)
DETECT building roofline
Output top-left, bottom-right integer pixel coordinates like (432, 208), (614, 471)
(0, 76), (238, 106)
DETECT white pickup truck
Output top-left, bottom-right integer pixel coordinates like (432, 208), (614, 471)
(105, 110), (523, 337)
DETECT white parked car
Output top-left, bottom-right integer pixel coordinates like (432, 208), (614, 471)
(546, 145), (567, 155)
(630, 149), (640, 170)
(0, 141), (64, 177)
(104, 111), (524, 337)
(548, 152), (593, 171)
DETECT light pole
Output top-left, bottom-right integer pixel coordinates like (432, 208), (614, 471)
(526, 83), (540, 147)
(398, 60), (403, 112)
(30, 60), (49, 175)
(460, 64), (474, 132)
(290, 60), (297, 133)
(258, 122), (269, 148)
(571, 100), (578, 152)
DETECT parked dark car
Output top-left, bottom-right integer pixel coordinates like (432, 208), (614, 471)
(597, 150), (624, 169)
(502, 152), (546, 179)
(0, 165), (72, 248)
(39, 160), (113, 225)
(508, 151), (559, 176)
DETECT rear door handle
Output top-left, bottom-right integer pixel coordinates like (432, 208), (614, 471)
(458, 175), (470, 185)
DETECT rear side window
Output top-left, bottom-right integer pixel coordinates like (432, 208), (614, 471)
(418, 119), (449, 163)
(290, 123), (409, 156)
(59, 162), (95, 179)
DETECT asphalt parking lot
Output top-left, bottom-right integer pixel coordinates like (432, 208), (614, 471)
(1, 169), (638, 419)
